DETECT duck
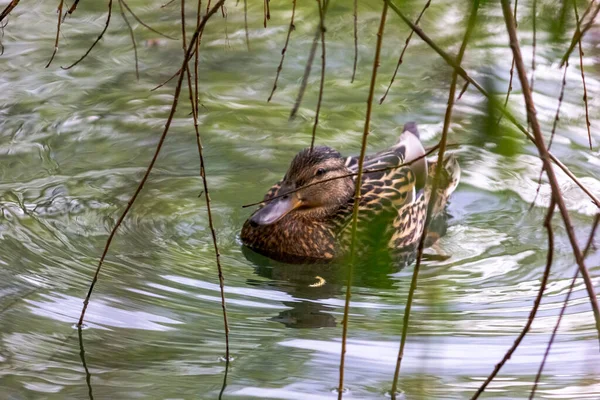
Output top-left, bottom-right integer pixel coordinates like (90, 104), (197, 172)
(241, 122), (460, 265)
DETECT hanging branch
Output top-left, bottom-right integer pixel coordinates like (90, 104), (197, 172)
(218, 359), (230, 400)
(390, 2), (479, 397)
(499, 0), (600, 345)
(61, 0), (113, 70)
(385, 0), (600, 209)
(530, 60), (569, 211)
(45, 0), (65, 68)
(497, 0), (518, 125)
(267, 0), (297, 102)
(0, 0), (20, 24)
(380, 0), (431, 104)
(77, 0), (226, 327)
(118, 0), (139, 80)
(289, 1), (331, 119)
(161, 0), (177, 8)
(65, 0), (82, 19)
(530, 213), (600, 400)
(530, 0), (536, 91)
(243, 0), (250, 50)
(338, 4), (388, 398)
(180, 0), (230, 360)
(77, 327), (94, 400)
(351, 0), (358, 82)
(573, 0), (592, 150)
(194, 0), (202, 118)
(457, 80), (469, 100)
(559, 1), (600, 66)
(310, 0), (327, 152)
(471, 199), (556, 399)
(263, 0), (270, 28)
(289, 29), (319, 119)
(120, 0), (176, 40)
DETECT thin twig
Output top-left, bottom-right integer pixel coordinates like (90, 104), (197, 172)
(63, 0), (81, 22)
(338, 4), (388, 398)
(118, 0), (139, 80)
(218, 359), (230, 400)
(77, 0), (226, 327)
(385, 0), (600, 209)
(310, 0), (327, 152)
(497, 0), (518, 125)
(267, 0), (297, 102)
(573, 0), (593, 150)
(120, 0), (177, 40)
(380, 0), (431, 104)
(471, 198), (555, 399)
(161, 0), (177, 8)
(195, 0), (202, 117)
(530, 0), (536, 92)
(61, 0), (113, 70)
(529, 60), (569, 211)
(78, 327), (95, 400)
(457, 80), (469, 100)
(243, 0), (250, 51)
(0, 0), (20, 24)
(391, 2), (479, 397)
(530, 213), (600, 400)
(289, 0), (331, 119)
(181, 0), (230, 360)
(351, 0), (358, 82)
(500, 0), (600, 346)
(560, 1), (600, 67)
(46, 0), (65, 68)
(242, 144), (446, 209)
(289, 31), (320, 119)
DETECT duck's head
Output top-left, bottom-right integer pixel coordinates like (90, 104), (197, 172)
(249, 146), (354, 226)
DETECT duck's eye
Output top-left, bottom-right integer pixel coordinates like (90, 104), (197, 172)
(316, 168), (326, 177)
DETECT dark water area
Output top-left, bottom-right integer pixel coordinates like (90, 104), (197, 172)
(1, 0), (600, 398)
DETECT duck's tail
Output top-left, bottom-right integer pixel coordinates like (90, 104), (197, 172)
(394, 122), (428, 191)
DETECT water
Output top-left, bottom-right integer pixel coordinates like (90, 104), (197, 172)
(1, 0), (600, 398)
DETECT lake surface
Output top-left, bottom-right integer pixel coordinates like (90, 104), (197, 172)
(1, 0), (600, 398)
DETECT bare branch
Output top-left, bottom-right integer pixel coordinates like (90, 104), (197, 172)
(471, 199), (556, 399)
(560, 1), (600, 66)
(529, 213), (600, 399)
(267, 0), (297, 102)
(573, 0), (593, 150)
(391, 2), (479, 396)
(61, 0), (114, 70)
(118, 0), (139, 80)
(0, 0), (20, 24)
(243, 0), (250, 50)
(120, 0), (177, 40)
(77, 0), (226, 327)
(351, 0), (358, 82)
(385, 0), (600, 209)
(499, 0), (600, 348)
(46, 0), (65, 68)
(338, 3), (388, 398)
(380, 0), (431, 104)
(310, 0), (327, 152)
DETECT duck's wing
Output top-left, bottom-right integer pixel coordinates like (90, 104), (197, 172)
(344, 128), (428, 213)
(388, 153), (461, 254)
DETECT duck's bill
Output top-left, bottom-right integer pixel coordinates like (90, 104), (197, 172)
(250, 194), (301, 226)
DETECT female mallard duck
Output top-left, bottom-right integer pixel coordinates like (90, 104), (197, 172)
(241, 122), (460, 264)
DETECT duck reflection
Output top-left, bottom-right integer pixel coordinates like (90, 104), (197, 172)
(242, 245), (411, 329)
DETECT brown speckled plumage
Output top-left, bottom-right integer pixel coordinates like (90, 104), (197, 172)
(241, 123), (460, 264)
